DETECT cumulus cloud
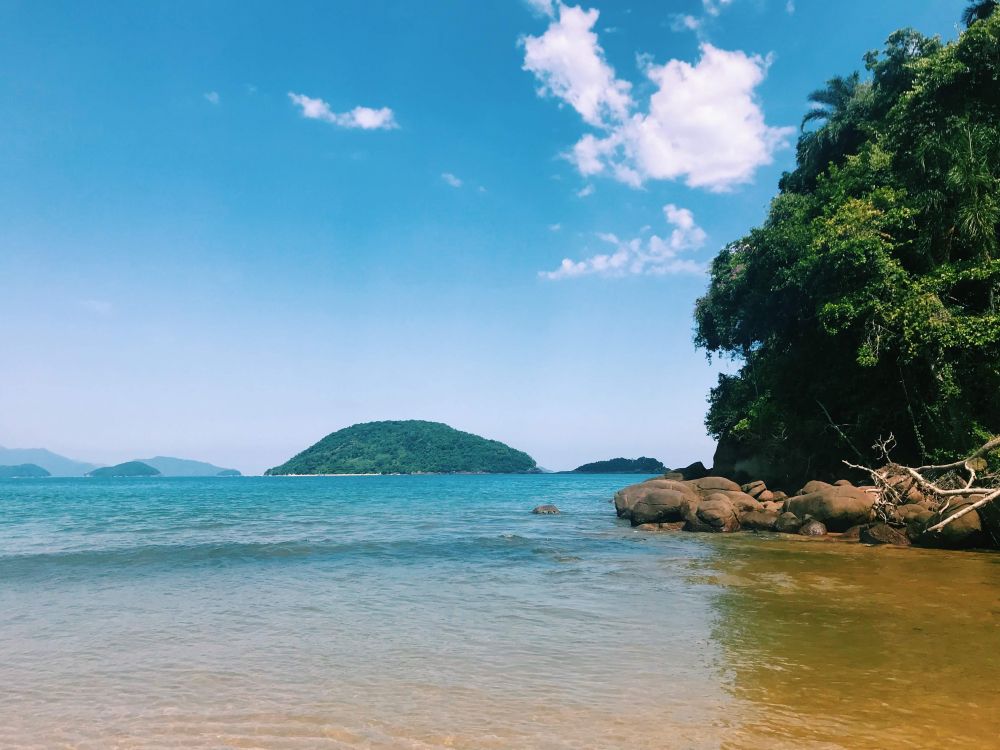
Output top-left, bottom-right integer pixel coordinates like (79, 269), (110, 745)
(441, 172), (463, 188)
(525, 0), (556, 17)
(785, 0), (795, 13)
(523, 7), (792, 191)
(576, 184), (595, 197)
(204, 91), (220, 105)
(521, 4), (632, 128)
(288, 93), (398, 130)
(540, 203), (707, 280)
(702, 0), (734, 16)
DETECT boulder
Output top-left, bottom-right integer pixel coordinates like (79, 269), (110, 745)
(834, 479), (853, 487)
(761, 500), (784, 513)
(687, 476), (743, 495)
(783, 485), (874, 532)
(635, 521), (685, 532)
(860, 523), (910, 546)
(719, 491), (764, 514)
(532, 504), (560, 515)
(771, 491), (788, 501)
(742, 480), (767, 498)
(896, 504), (934, 525)
(684, 495), (741, 533)
(799, 518), (827, 536)
(673, 461), (709, 480)
(774, 512), (804, 534)
(614, 479), (697, 521)
(915, 500), (988, 550)
(841, 525), (866, 541)
(740, 510), (779, 531)
(797, 480), (835, 496)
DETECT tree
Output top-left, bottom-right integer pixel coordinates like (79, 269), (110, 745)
(963, 0), (998, 27)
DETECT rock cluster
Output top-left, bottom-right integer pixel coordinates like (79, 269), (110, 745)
(614, 474), (998, 551)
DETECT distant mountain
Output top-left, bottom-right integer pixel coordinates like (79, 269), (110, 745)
(0, 446), (99, 477)
(570, 457), (667, 474)
(87, 461), (161, 478)
(266, 420), (539, 475)
(134, 456), (242, 477)
(0, 463), (51, 478)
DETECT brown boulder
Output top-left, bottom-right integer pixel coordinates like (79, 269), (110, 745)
(532, 504), (560, 515)
(761, 500), (784, 513)
(799, 518), (827, 536)
(687, 476), (743, 494)
(742, 480), (767, 497)
(614, 479), (698, 522)
(684, 495), (741, 533)
(783, 485), (874, 532)
(741, 510), (779, 531)
(635, 521), (685, 532)
(860, 523), (910, 546)
(841, 525), (866, 541)
(916, 500), (988, 550)
(896, 504), (934, 525)
(774, 512), (803, 534)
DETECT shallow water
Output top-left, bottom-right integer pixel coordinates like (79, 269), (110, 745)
(1, 475), (997, 749)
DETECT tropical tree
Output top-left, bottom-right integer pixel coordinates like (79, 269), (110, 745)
(963, 0), (998, 26)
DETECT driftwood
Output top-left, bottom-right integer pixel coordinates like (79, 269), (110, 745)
(843, 435), (1000, 532)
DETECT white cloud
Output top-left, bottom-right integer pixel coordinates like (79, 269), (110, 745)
(521, 4), (632, 128)
(549, 223), (562, 231)
(540, 203), (707, 279)
(525, 0), (555, 17)
(785, 0), (795, 13)
(204, 91), (220, 105)
(288, 93), (398, 130)
(523, 10), (791, 192)
(702, 0), (734, 16)
(441, 172), (463, 188)
(576, 184), (595, 197)
(671, 14), (701, 31)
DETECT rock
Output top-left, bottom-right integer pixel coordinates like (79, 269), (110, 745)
(742, 480), (767, 497)
(532, 504), (560, 515)
(783, 485), (874, 532)
(896, 504), (934, 525)
(614, 478), (694, 519)
(771, 491), (788, 501)
(761, 500), (784, 513)
(916, 500), (988, 550)
(684, 495), (741, 533)
(662, 472), (685, 481)
(621, 480), (700, 526)
(798, 518), (827, 536)
(860, 523), (911, 546)
(841, 525), (866, 540)
(673, 461), (709, 480)
(797, 480), (834, 496)
(977, 499), (1000, 548)
(635, 521), (685, 532)
(756, 489), (776, 502)
(834, 479), (853, 486)
(740, 510), (779, 531)
(774, 512), (803, 534)
(687, 476), (743, 494)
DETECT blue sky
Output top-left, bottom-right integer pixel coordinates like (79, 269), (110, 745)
(0, 1), (965, 473)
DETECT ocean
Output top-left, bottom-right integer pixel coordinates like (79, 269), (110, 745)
(1, 475), (998, 749)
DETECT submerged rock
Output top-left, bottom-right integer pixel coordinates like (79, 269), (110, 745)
(740, 510), (779, 531)
(532, 504), (560, 515)
(860, 523), (910, 546)
(635, 521), (685, 532)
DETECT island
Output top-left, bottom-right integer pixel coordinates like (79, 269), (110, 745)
(265, 420), (539, 475)
(134, 456), (242, 477)
(571, 457), (666, 474)
(87, 461), (161, 478)
(0, 463), (51, 478)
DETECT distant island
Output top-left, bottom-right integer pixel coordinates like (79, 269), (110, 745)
(87, 461), (161, 478)
(133, 456), (241, 477)
(0, 463), (51, 478)
(0, 446), (98, 477)
(570, 457), (667, 474)
(266, 420), (539, 475)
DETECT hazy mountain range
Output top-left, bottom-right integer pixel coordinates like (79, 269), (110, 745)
(0, 447), (239, 477)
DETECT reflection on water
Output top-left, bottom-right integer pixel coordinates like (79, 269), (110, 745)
(698, 534), (1000, 749)
(0, 477), (997, 748)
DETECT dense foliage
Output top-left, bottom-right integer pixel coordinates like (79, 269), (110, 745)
(87, 461), (161, 477)
(572, 457), (666, 474)
(265, 420), (539, 475)
(695, 9), (1000, 486)
(0, 463), (51, 478)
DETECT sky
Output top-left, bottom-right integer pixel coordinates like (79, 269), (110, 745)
(0, 0), (966, 474)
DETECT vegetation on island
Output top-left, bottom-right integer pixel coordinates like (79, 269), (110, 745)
(0, 463), (51, 478)
(695, 5), (1000, 488)
(572, 457), (667, 474)
(265, 420), (539, 475)
(135, 456), (241, 477)
(87, 461), (161, 478)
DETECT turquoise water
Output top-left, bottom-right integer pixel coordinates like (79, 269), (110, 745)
(2, 475), (999, 749)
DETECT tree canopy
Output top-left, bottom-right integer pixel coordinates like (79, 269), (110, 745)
(265, 420), (539, 475)
(695, 10), (1000, 487)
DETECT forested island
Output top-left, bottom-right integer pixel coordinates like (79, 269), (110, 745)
(571, 457), (666, 474)
(0, 463), (51, 478)
(266, 420), (539, 475)
(695, 4), (1000, 490)
(87, 461), (161, 478)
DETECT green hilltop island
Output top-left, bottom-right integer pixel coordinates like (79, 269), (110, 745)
(0, 463), (51, 478)
(571, 457), (667, 474)
(266, 420), (539, 475)
(87, 461), (161, 478)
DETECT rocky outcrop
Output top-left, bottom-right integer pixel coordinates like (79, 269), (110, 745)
(741, 510), (779, 531)
(783, 482), (874, 532)
(532, 504), (560, 515)
(684, 494), (741, 533)
(860, 523), (911, 546)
